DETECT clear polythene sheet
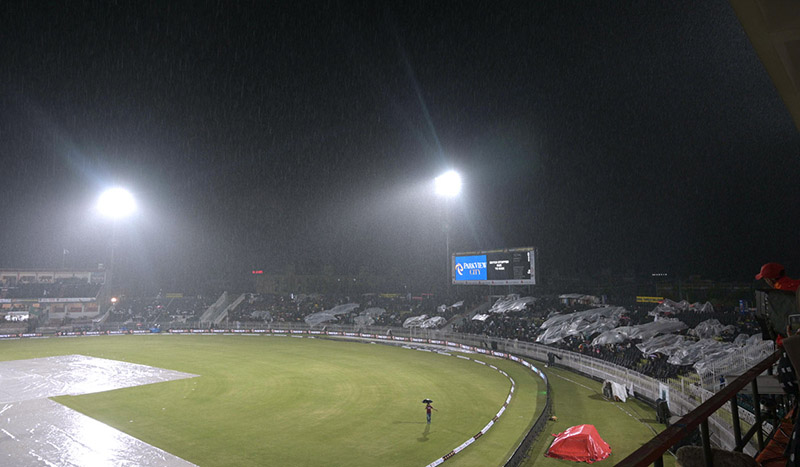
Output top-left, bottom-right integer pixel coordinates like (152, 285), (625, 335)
(650, 299), (714, 316)
(0, 355), (198, 467)
(403, 314), (429, 328)
(589, 319), (688, 346)
(689, 319), (736, 339)
(535, 307), (625, 345)
(489, 295), (537, 313)
(0, 354), (197, 403)
(1, 398), (196, 467)
(634, 333), (767, 370)
(304, 311), (338, 326)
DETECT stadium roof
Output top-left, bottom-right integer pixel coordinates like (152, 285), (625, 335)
(730, 0), (800, 131)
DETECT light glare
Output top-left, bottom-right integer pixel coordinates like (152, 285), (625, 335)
(97, 188), (136, 219)
(435, 171), (462, 198)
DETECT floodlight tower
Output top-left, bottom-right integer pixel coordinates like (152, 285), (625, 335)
(97, 187), (136, 305)
(434, 170), (462, 296)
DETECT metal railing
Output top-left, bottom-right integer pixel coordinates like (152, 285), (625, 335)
(616, 349), (782, 467)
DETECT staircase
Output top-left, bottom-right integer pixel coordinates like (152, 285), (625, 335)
(213, 293), (247, 325)
(200, 292), (230, 327)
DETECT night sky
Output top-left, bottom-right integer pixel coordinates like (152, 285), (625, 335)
(1, 1), (798, 291)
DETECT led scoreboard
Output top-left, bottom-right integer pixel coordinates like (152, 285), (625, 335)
(452, 247), (537, 285)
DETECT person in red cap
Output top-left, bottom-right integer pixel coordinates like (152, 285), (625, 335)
(755, 263), (800, 292)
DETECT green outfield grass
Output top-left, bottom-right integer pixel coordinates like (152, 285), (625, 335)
(0, 335), (673, 466)
(524, 366), (675, 467)
(0, 335), (541, 466)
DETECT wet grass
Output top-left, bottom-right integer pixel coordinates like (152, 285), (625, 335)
(0, 335), (669, 466)
(0, 335), (540, 467)
(524, 366), (675, 467)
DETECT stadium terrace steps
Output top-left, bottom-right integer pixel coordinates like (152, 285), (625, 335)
(199, 292), (247, 326)
(213, 293), (247, 325)
(199, 292), (230, 325)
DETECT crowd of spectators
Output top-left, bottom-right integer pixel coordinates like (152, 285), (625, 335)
(0, 279), (101, 300)
(227, 294), (335, 324)
(224, 292), (474, 328)
(105, 296), (210, 328)
(455, 296), (566, 340)
(566, 336), (683, 379)
(0, 319), (29, 333)
(11, 284), (764, 383)
(455, 299), (763, 380)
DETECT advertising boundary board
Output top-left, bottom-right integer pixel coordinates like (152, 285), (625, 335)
(0, 328), (549, 466)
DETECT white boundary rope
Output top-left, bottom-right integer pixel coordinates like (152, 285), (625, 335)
(3, 329), (549, 466)
(423, 351), (516, 467)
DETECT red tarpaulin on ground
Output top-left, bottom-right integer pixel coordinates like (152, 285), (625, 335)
(545, 424), (611, 463)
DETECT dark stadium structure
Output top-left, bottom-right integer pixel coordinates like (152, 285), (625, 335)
(2, 265), (798, 466)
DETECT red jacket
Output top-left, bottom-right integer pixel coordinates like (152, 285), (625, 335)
(774, 277), (800, 292)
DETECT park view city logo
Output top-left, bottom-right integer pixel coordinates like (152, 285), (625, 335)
(454, 255), (488, 281)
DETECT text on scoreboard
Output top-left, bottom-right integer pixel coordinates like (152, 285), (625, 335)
(452, 248), (536, 285)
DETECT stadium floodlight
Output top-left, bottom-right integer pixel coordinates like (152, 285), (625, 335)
(97, 187), (136, 311)
(434, 170), (462, 198)
(97, 187), (137, 219)
(434, 170), (462, 296)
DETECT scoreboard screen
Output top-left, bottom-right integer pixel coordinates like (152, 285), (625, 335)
(452, 247), (536, 285)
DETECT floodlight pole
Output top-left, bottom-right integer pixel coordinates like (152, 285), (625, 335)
(444, 199), (451, 298)
(97, 187), (136, 309)
(107, 223), (118, 301)
(434, 170), (461, 300)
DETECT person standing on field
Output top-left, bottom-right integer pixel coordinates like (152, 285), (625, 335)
(426, 403), (438, 423)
